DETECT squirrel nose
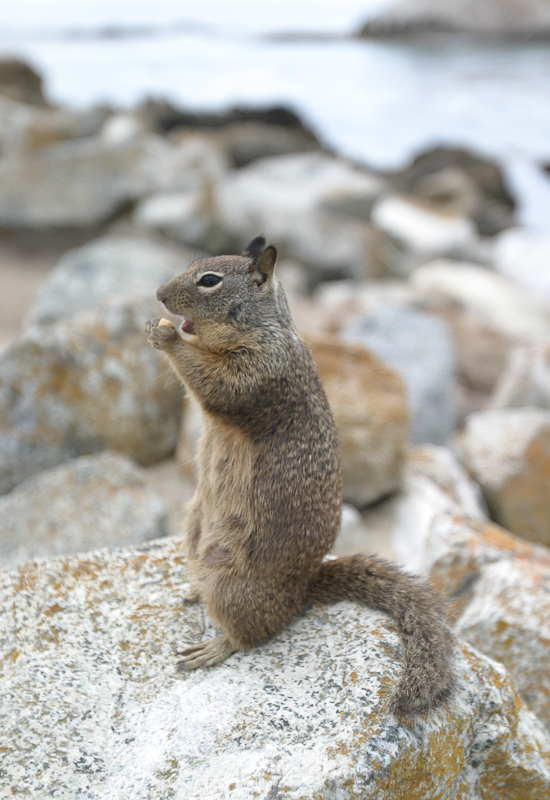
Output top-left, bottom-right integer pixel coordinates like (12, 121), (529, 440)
(156, 284), (169, 304)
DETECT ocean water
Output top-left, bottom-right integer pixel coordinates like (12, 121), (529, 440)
(1, 0), (550, 228)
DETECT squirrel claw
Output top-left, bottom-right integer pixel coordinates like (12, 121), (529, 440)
(175, 636), (236, 671)
(145, 318), (178, 350)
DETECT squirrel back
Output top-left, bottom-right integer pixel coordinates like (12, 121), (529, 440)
(147, 236), (456, 716)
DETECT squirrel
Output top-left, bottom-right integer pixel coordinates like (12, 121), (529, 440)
(145, 236), (456, 716)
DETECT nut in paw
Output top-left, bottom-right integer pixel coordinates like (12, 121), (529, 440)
(145, 318), (179, 350)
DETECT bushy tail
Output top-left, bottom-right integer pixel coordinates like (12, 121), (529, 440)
(308, 555), (457, 716)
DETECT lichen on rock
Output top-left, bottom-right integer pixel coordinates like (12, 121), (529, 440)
(1, 537), (549, 799)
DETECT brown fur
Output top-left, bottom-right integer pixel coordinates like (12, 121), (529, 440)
(145, 237), (456, 716)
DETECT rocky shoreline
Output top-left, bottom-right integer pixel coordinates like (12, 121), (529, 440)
(1, 58), (550, 797)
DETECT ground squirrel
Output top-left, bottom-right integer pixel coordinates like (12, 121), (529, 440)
(145, 236), (456, 716)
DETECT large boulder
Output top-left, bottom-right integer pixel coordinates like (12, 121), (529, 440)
(387, 146), (516, 236)
(0, 451), (167, 571)
(369, 194), (480, 278)
(344, 303), (457, 445)
(359, 0), (550, 39)
(1, 537), (549, 799)
(425, 514), (550, 727)
(0, 294), (183, 495)
(214, 152), (385, 276)
(28, 235), (189, 325)
(410, 260), (550, 393)
(462, 408), (550, 545)
(0, 59), (48, 106)
(0, 128), (228, 229)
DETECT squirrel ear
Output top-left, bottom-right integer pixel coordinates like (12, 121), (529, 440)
(242, 236), (266, 261)
(255, 245), (277, 282)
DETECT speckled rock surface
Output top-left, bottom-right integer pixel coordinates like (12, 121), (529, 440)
(305, 334), (409, 506)
(462, 408), (550, 545)
(343, 304), (457, 445)
(28, 235), (189, 325)
(1, 537), (550, 799)
(425, 514), (550, 727)
(0, 452), (167, 570)
(0, 293), (182, 495)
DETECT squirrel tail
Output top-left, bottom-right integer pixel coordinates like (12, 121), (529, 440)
(308, 555), (457, 716)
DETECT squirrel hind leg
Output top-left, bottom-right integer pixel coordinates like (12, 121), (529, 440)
(175, 636), (237, 672)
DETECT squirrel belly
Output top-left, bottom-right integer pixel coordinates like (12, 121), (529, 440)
(146, 236), (456, 717)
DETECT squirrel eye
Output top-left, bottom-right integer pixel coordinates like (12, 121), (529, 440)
(197, 273), (222, 288)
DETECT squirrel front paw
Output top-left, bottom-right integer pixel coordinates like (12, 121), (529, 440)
(145, 318), (179, 350)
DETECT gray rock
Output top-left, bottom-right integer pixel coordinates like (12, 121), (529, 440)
(0, 128), (228, 229)
(1, 537), (549, 799)
(28, 235), (188, 325)
(214, 152), (385, 277)
(0, 294), (182, 495)
(344, 304), (457, 444)
(0, 451), (167, 570)
(213, 120), (322, 167)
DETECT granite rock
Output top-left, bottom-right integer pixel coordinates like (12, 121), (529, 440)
(28, 235), (189, 325)
(411, 260), (550, 393)
(344, 303), (457, 445)
(1, 537), (549, 799)
(462, 408), (550, 545)
(425, 514), (550, 726)
(0, 294), (183, 495)
(0, 451), (167, 570)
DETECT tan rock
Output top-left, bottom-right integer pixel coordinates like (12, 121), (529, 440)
(0, 293), (183, 495)
(425, 514), (550, 726)
(305, 334), (409, 506)
(1, 537), (550, 798)
(462, 408), (550, 545)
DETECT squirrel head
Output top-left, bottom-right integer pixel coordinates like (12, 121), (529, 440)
(156, 237), (292, 352)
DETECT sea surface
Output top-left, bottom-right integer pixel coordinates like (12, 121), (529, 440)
(1, 0), (550, 229)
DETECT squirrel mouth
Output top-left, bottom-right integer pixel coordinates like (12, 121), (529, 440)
(181, 317), (196, 335)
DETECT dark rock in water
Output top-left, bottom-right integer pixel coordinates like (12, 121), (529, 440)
(387, 146), (516, 236)
(358, 0), (550, 40)
(0, 59), (48, 107)
(139, 97), (321, 139)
